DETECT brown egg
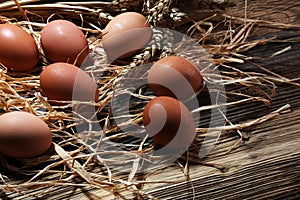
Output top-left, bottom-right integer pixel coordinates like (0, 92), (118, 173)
(143, 96), (196, 149)
(41, 20), (89, 66)
(102, 12), (152, 59)
(40, 62), (99, 103)
(0, 111), (52, 158)
(147, 56), (203, 100)
(0, 24), (39, 72)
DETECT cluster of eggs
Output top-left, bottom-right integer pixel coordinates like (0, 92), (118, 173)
(0, 12), (152, 159)
(0, 11), (203, 158)
(143, 56), (203, 149)
(0, 19), (96, 158)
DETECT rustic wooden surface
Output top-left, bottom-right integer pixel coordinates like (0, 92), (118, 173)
(0, 0), (300, 199)
(83, 1), (300, 199)
(145, 1), (300, 199)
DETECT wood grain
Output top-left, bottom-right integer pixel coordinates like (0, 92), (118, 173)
(142, 108), (300, 200)
(230, 0), (300, 37)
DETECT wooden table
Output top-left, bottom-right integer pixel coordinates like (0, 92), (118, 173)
(0, 0), (299, 199)
(82, 1), (300, 199)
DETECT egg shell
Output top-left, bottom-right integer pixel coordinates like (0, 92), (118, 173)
(40, 62), (99, 103)
(0, 111), (52, 158)
(143, 96), (196, 149)
(41, 20), (89, 66)
(147, 56), (203, 100)
(102, 12), (152, 59)
(0, 24), (39, 72)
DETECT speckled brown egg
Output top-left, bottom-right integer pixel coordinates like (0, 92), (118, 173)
(0, 24), (39, 72)
(143, 96), (196, 149)
(0, 111), (52, 158)
(39, 62), (99, 103)
(102, 12), (152, 60)
(147, 56), (203, 100)
(41, 20), (89, 66)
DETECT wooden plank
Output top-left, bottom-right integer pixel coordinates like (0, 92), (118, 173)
(232, 0), (300, 24)
(230, 0), (300, 37)
(142, 108), (300, 199)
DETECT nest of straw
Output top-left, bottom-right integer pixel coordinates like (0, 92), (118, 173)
(0, 0), (298, 199)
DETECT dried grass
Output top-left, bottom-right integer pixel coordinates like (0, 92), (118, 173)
(0, 0), (299, 199)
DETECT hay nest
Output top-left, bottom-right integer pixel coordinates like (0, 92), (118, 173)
(0, 0), (298, 198)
